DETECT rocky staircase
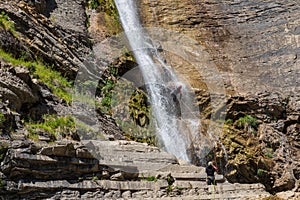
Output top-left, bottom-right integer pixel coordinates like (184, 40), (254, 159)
(0, 139), (272, 199)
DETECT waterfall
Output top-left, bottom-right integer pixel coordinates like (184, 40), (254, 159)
(114, 0), (198, 161)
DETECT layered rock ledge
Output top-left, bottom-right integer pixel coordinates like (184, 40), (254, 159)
(0, 139), (277, 199)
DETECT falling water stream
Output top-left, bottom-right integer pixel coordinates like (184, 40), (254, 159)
(114, 0), (200, 161)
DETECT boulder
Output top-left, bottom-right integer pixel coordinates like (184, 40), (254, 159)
(1, 141), (100, 180)
(273, 171), (296, 192)
(0, 68), (39, 111)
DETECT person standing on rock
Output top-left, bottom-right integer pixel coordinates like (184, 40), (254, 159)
(206, 161), (218, 185)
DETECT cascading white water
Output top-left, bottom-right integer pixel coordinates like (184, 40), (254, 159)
(114, 0), (197, 161)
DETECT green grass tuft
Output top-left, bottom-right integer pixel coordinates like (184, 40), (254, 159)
(141, 175), (157, 182)
(0, 11), (17, 37)
(235, 115), (258, 129)
(26, 115), (77, 142)
(0, 49), (72, 103)
(264, 148), (274, 158)
(257, 168), (268, 177)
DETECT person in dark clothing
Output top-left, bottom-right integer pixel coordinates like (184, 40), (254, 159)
(169, 84), (182, 117)
(170, 85), (182, 102)
(205, 161), (218, 185)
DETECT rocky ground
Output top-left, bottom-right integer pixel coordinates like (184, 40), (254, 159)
(1, 139), (274, 199)
(0, 0), (299, 199)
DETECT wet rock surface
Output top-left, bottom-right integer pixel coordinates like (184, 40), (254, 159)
(139, 0), (300, 195)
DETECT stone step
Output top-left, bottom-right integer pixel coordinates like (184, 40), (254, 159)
(139, 172), (225, 182)
(154, 192), (270, 200)
(83, 140), (178, 172)
(6, 180), (271, 200)
(10, 180), (169, 192)
(1, 148), (99, 180)
(173, 180), (207, 188)
(100, 161), (177, 173)
(159, 163), (205, 173)
(161, 183), (270, 200)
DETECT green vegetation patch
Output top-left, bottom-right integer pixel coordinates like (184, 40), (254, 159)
(0, 11), (17, 37)
(100, 77), (157, 146)
(264, 148), (274, 158)
(234, 115), (258, 135)
(125, 132), (156, 146)
(141, 175), (157, 182)
(88, 0), (121, 34)
(100, 78), (116, 113)
(0, 112), (5, 126)
(235, 115), (258, 129)
(97, 64), (119, 114)
(0, 50), (72, 103)
(26, 115), (77, 142)
(129, 89), (151, 127)
(257, 168), (268, 177)
(88, 0), (100, 9)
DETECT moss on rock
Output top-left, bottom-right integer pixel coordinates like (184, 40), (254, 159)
(217, 121), (273, 190)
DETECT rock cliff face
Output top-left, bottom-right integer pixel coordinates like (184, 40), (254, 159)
(0, 0), (299, 199)
(138, 0), (300, 194)
(0, 0), (91, 79)
(139, 0), (299, 95)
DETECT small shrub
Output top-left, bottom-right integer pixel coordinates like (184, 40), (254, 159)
(167, 174), (175, 186)
(264, 148), (274, 158)
(141, 175), (157, 182)
(92, 175), (99, 181)
(129, 89), (151, 127)
(99, 68), (117, 113)
(235, 115), (258, 135)
(235, 115), (258, 129)
(167, 185), (173, 193)
(101, 96), (112, 111)
(225, 119), (233, 125)
(125, 134), (156, 146)
(257, 168), (268, 177)
(88, 0), (100, 9)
